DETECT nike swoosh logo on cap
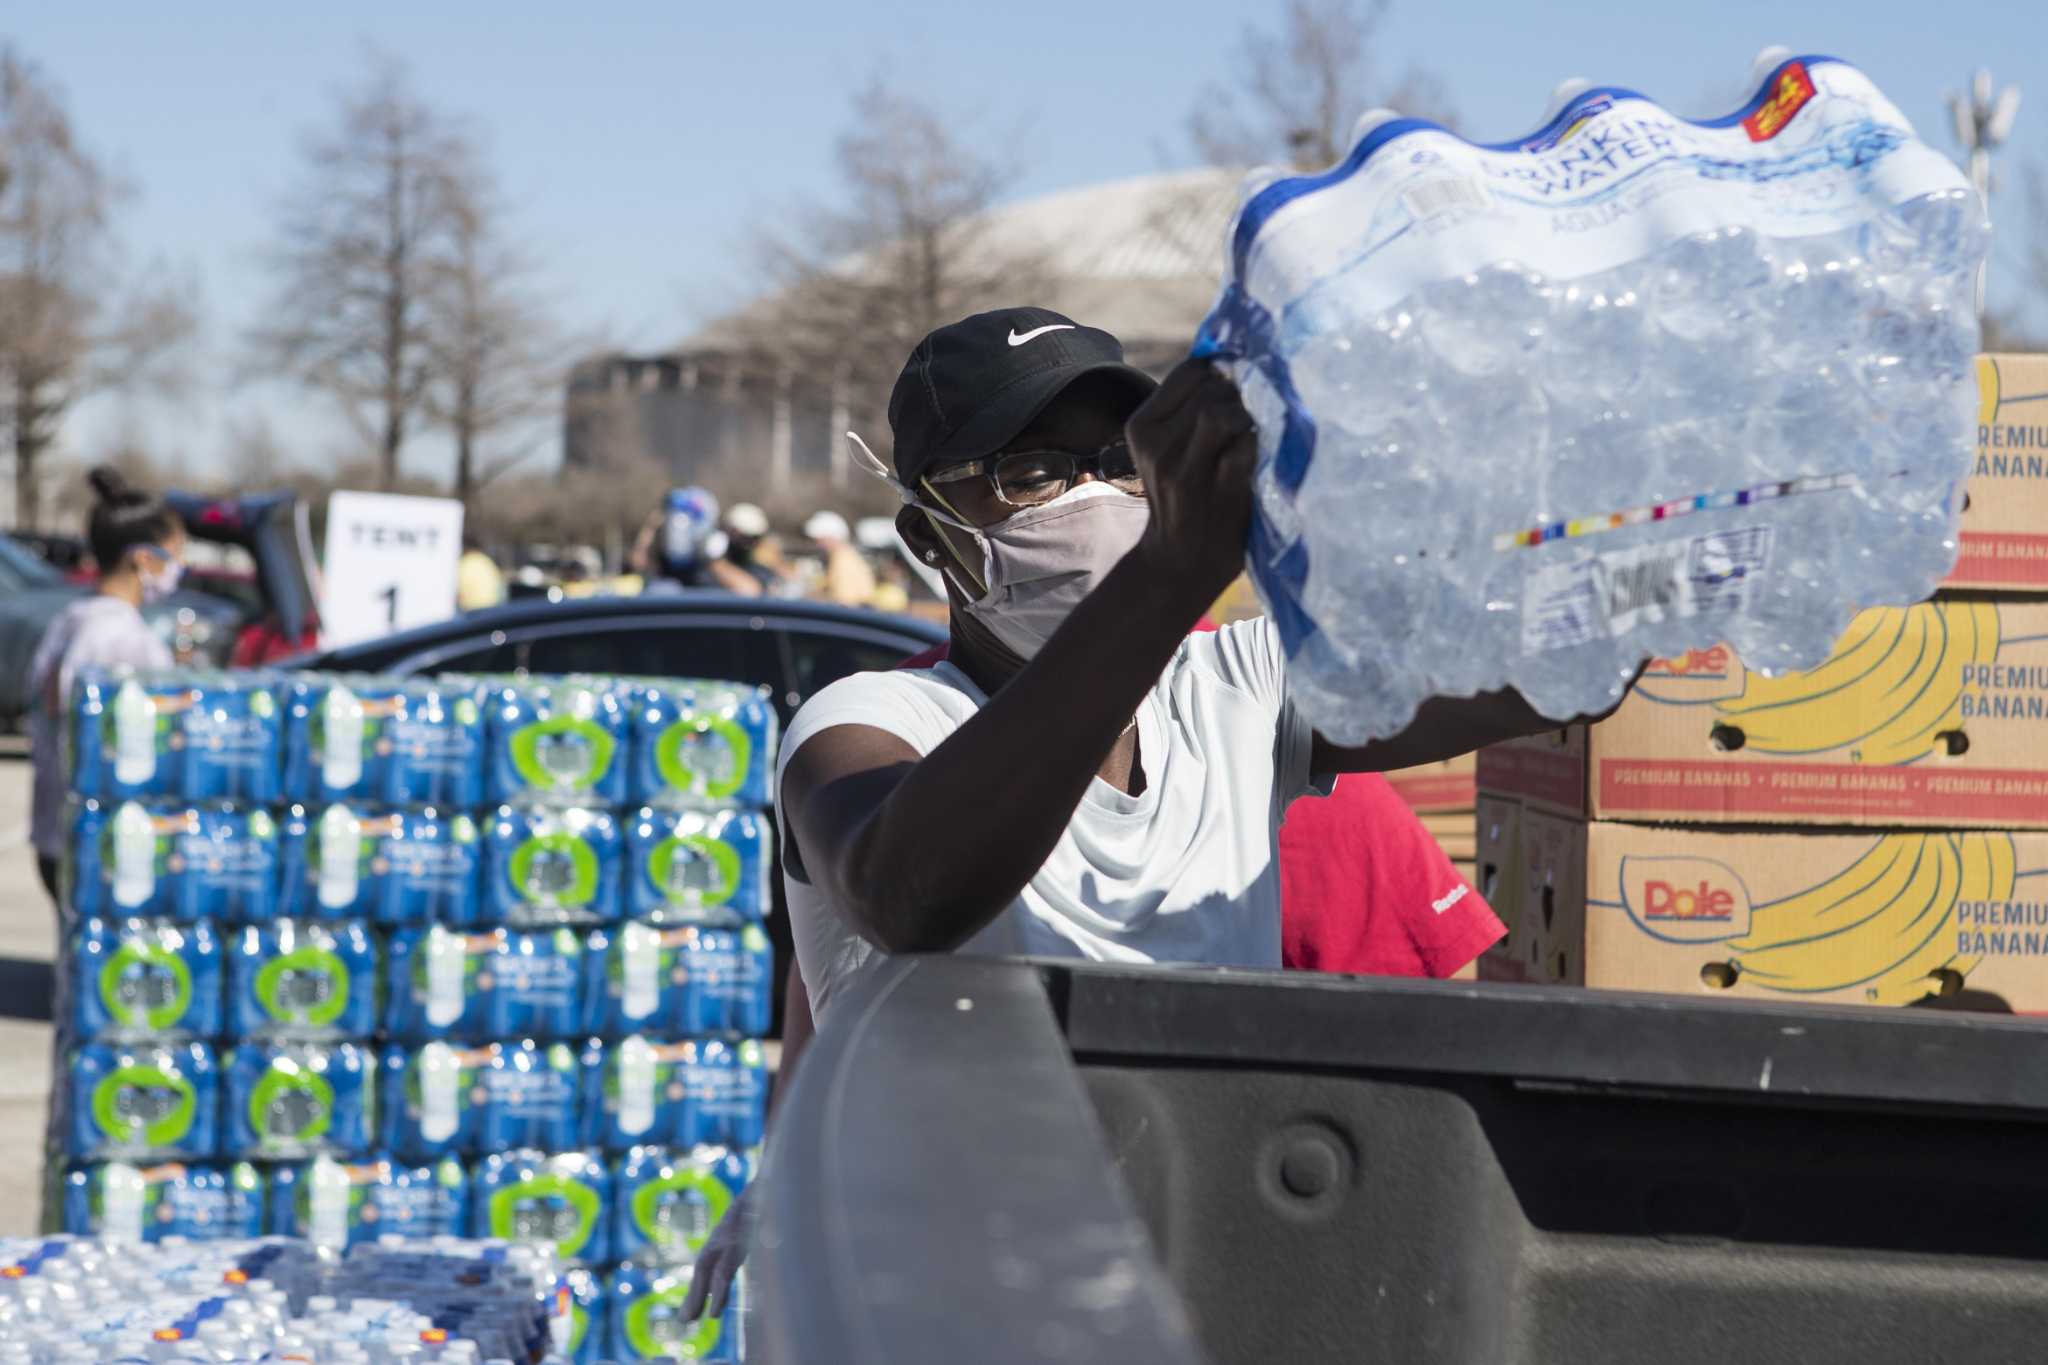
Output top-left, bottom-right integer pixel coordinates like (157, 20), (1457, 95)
(1007, 323), (1075, 347)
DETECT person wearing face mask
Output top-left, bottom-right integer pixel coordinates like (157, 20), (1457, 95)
(775, 307), (1622, 1018)
(26, 466), (186, 906)
(681, 308), (1631, 1325)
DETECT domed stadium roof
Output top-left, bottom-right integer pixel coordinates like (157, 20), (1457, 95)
(681, 167), (1240, 367)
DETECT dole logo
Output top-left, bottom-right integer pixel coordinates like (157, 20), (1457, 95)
(1648, 645), (1732, 679)
(1635, 643), (1746, 705)
(1743, 61), (1816, 142)
(1645, 880), (1734, 920)
(1620, 855), (1752, 943)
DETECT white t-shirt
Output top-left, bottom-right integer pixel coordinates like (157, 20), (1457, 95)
(777, 616), (1329, 1023)
(28, 595), (172, 860)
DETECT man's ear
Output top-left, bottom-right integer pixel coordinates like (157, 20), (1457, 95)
(895, 504), (941, 565)
(896, 503), (981, 602)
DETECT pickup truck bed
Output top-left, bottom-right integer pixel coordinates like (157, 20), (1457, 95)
(757, 957), (2048, 1364)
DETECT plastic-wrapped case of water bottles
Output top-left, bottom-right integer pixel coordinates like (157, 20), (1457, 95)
(1197, 51), (1989, 742)
(0, 1232), (737, 1364)
(48, 666), (777, 1361)
(45, 1148), (752, 1360)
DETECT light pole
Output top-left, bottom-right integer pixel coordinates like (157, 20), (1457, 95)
(1946, 70), (2021, 318)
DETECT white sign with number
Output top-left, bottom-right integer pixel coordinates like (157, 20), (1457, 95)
(321, 492), (465, 648)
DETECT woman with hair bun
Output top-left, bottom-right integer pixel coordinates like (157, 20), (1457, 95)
(25, 466), (187, 904)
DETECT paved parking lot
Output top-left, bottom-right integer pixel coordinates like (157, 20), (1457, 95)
(0, 745), (57, 1236)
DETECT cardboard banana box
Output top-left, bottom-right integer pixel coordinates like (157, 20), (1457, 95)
(1479, 810), (2048, 1011)
(1478, 597), (2048, 828)
(1474, 795), (1525, 957)
(1948, 354), (2048, 592)
(1417, 809), (1477, 863)
(1382, 754), (1477, 813)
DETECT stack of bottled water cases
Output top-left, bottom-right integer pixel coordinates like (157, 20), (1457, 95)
(1196, 51), (1990, 742)
(53, 669), (781, 1362)
(0, 1233), (579, 1363)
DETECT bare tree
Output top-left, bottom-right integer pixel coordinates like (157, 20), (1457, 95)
(221, 412), (296, 488)
(467, 458), (669, 557)
(1188, 0), (1456, 172)
(0, 46), (195, 529)
(421, 158), (565, 504)
(249, 51), (466, 490)
(733, 78), (1053, 453)
(49, 441), (192, 529)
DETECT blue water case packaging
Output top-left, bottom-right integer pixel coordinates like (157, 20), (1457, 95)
(484, 927), (588, 1040)
(555, 1266), (608, 1365)
(70, 671), (285, 804)
(68, 916), (224, 1042)
(222, 1040), (374, 1160)
(379, 1042), (485, 1163)
(622, 679), (779, 811)
(225, 917), (379, 1039)
(66, 1041), (220, 1160)
(283, 676), (484, 807)
(481, 678), (629, 807)
(584, 923), (773, 1039)
(277, 803), (483, 927)
(267, 1155), (469, 1248)
(482, 805), (622, 926)
(62, 1160), (263, 1242)
(384, 925), (583, 1044)
(589, 1037), (768, 1153)
(621, 807), (772, 925)
(607, 1260), (740, 1363)
(477, 1038), (595, 1154)
(68, 800), (279, 924)
(613, 1144), (752, 1265)
(471, 1148), (614, 1266)
(382, 926), (480, 1043)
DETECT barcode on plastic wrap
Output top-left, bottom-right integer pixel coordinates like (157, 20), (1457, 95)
(1603, 549), (1686, 623)
(1401, 177), (1491, 220)
(1521, 527), (1773, 655)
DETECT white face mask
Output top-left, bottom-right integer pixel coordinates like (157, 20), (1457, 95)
(927, 482), (1151, 661)
(138, 547), (184, 604)
(843, 430), (1152, 661)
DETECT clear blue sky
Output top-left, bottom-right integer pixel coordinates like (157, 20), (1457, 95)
(13, 0), (2045, 484)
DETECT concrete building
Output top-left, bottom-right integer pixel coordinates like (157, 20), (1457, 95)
(564, 167), (1238, 492)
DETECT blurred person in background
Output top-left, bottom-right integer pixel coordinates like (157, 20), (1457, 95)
(720, 502), (785, 596)
(752, 529), (800, 598)
(869, 557), (913, 614)
(803, 509), (876, 608)
(456, 534), (506, 611)
(629, 486), (764, 595)
(27, 468), (186, 906)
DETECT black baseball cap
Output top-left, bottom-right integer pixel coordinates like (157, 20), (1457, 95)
(886, 307), (1158, 488)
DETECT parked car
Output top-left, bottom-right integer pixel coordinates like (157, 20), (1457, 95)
(9, 531), (90, 577)
(295, 591), (945, 728)
(165, 491), (322, 665)
(297, 591), (948, 1037)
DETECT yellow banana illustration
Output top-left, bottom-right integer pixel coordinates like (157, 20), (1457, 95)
(1727, 834), (1917, 945)
(1864, 601), (2000, 765)
(1727, 832), (2012, 1004)
(1712, 600), (2001, 764)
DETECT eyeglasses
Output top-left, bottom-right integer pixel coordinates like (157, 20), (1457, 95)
(924, 438), (1146, 508)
